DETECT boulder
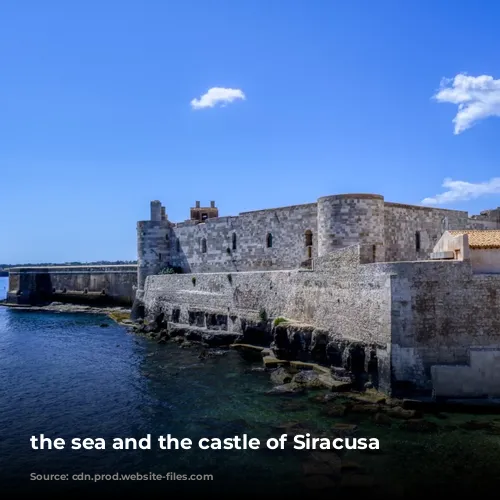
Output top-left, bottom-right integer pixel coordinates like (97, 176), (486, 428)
(266, 383), (304, 395)
(293, 370), (324, 389)
(384, 406), (418, 420)
(270, 367), (293, 385)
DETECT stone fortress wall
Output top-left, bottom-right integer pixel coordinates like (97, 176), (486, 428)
(7, 265), (137, 306)
(137, 193), (500, 399)
(137, 194), (499, 287)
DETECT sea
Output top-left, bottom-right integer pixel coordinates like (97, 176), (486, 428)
(1, 275), (500, 497)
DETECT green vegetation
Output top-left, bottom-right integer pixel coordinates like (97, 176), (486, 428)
(273, 316), (290, 327)
(192, 276), (197, 286)
(159, 266), (182, 275)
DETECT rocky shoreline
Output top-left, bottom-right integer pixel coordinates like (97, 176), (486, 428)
(4, 301), (500, 421)
(0, 301), (131, 318)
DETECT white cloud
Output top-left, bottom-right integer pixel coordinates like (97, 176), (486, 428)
(190, 87), (245, 110)
(422, 177), (500, 205)
(433, 73), (500, 134)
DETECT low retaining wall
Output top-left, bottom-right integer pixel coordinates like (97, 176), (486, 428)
(7, 265), (138, 307)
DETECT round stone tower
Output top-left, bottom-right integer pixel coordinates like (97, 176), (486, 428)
(316, 194), (385, 261)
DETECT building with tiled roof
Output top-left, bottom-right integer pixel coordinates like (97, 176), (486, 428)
(432, 229), (500, 273)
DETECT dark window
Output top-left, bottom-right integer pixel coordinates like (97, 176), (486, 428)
(305, 230), (313, 247)
(232, 232), (237, 250)
(165, 233), (169, 240)
(372, 244), (376, 262)
(266, 233), (273, 248)
(201, 238), (207, 253)
(415, 231), (421, 252)
(201, 213), (208, 221)
(158, 253), (162, 261)
(176, 239), (180, 252)
(307, 246), (312, 259)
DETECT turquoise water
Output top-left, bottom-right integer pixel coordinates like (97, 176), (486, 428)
(2, 276), (500, 497)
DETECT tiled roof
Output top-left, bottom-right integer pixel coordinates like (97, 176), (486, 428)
(448, 230), (500, 249)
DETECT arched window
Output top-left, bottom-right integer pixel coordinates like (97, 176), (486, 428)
(201, 238), (207, 253)
(266, 233), (273, 248)
(232, 232), (237, 250)
(305, 230), (313, 247)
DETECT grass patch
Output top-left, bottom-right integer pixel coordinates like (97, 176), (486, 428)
(273, 316), (290, 327)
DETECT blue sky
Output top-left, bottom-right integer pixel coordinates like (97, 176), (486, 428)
(1, 0), (500, 264)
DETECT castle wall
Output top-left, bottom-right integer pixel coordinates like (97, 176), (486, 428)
(7, 265), (137, 306)
(142, 245), (500, 398)
(384, 260), (500, 396)
(143, 245), (393, 391)
(383, 203), (469, 262)
(169, 204), (318, 273)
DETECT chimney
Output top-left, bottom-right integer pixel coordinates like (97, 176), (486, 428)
(210, 201), (215, 208)
(195, 201), (200, 208)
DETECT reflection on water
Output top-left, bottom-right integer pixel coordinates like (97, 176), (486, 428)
(1, 276), (500, 496)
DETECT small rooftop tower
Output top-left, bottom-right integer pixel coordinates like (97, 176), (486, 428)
(190, 200), (219, 222)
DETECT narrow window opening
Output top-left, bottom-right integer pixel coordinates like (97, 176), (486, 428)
(232, 232), (237, 251)
(372, 244), (376, 262)
(201, 238), (207, 253)
(176, 239), (181, 252)
(415, 231), (421, 252)
(307, 246), (312, 259)
(158, 253), (162, 261)
(266, 233), (273, 248)
(305, 230), (313, 247)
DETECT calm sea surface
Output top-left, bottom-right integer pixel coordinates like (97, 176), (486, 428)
(1, 275), (500, 496)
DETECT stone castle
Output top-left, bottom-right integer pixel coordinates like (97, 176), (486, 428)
(134, 193), (500, 400)
(137, 194), (500, 287)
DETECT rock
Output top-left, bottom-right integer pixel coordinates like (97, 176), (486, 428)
(341, 461), (364, 473)
(279, 401), (308, 412)
(350, 404), (379, 414)
(331, 423), (357, 437)
(270, 367), (293, 385)
(173, 336), (184, 343)
(293, 370), (325, 389)
(266, 383), (304, 395)
(400, 419), (438, 432)
(373, 412), (393, 426)
(459, 420), (494, 431)
(346, 391), (386, 405)
(385, 406), (417, 420)
(325, 378), (352, 392)
(364, 382), (374, 389)
(273, 421), (307, 433)
(322, 404), (347, 417)
(180, 341), (193, 348)
(230, 343), (264, 352)
(263, 356), (288, 368)
(121, 319), (134, 325)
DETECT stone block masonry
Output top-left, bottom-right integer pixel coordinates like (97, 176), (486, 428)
(7, 265), (137, 307)
(142, 244), (500, 399)
(137, 193), (500, 295)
